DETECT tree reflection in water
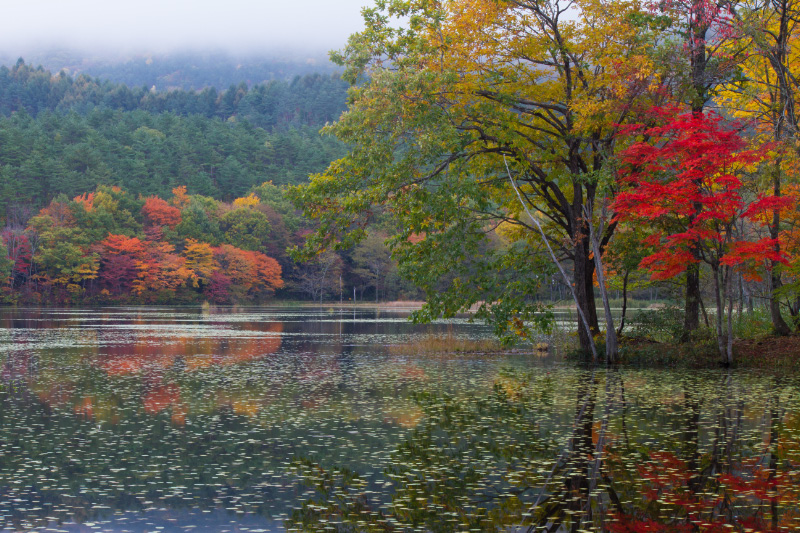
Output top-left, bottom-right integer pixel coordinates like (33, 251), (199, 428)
(1, 308), (799, 532)
(289, 368), (800, 532)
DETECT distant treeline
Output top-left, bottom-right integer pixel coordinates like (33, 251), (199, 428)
(0, 59), (349, 129)
(0, 182), (418, 306)
(0, 49), (342, 91)
(0, 184), (287, 305)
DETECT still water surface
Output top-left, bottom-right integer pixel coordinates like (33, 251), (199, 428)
(0, 307), (798, 532)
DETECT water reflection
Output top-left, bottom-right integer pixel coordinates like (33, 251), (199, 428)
(287, 367), (800, 532)
(1, 307), (799, 532)
(0, 307), (497, 531)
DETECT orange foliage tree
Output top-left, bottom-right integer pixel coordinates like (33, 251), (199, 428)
(142, 196), (182, 228)
(170, 185), (190, 209)
(132, 241), (194, 299)
(213, 244), (283, 299)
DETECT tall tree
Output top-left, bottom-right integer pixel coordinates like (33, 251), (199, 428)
(718, 0), (800, 333)
(293, 0), (662, 351)
(656, 0), (747, 336)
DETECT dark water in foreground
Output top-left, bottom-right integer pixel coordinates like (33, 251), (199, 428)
(0, 307), (798, 532)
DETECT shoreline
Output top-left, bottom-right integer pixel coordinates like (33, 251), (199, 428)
(613, 333), (800, 371)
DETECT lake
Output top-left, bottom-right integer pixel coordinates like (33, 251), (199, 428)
(0, 306), (798, 532)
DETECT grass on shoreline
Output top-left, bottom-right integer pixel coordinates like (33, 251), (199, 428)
(388, 334), (506, 355)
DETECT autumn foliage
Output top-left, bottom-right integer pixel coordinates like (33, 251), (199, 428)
(142, 196), (182, 228)
(613, 108), (791, 361)
(0, 185), (283, 304)
(613, 108), (788, 281)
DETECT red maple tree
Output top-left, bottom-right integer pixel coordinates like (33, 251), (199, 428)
(1, 229), (32, 279)
(613, 107), (789, 363)
(96, 234), (148, 296)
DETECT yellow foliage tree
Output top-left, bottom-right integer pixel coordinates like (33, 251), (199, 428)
(232, 193), (260, 208)
(182, 239), (215, 287)
(295, 0), (665, 353)
(717, 0), (800, 333)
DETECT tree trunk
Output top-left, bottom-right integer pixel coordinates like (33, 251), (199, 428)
(683, 10), (709, 339)
(574, 235), (600, 354)
(683, 263), (700, 340)
(737, 271), (743, 316)
(616, 271), (630, 337)
(712, 265), (727, 364)
(765, 0), (796, 333)
(713, 266), (735, 366)
(699, 293), (710, 328)
(588, 210), (618, 363)
(770, 165), (791, 335)
(770, 241), (790, 335)
(726, 273), (734, 365)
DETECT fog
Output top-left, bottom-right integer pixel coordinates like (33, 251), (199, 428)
(0, 0), (371, 56)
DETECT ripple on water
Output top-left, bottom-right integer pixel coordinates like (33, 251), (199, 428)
(1, 306), (798, 532)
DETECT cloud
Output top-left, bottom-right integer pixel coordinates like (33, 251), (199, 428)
(0, 0), (369, 52)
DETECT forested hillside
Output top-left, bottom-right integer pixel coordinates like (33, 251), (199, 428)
(0, 108), (344, 210)
(0, 59), (420, 305)
(0, 60), (348, 212)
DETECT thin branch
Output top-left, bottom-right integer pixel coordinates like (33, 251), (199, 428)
(504, 155), (598, 361)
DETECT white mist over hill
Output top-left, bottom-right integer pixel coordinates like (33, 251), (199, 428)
(0, 0), (369, 55)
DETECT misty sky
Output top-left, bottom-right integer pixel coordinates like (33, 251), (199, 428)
(0, 0), (372, 54)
